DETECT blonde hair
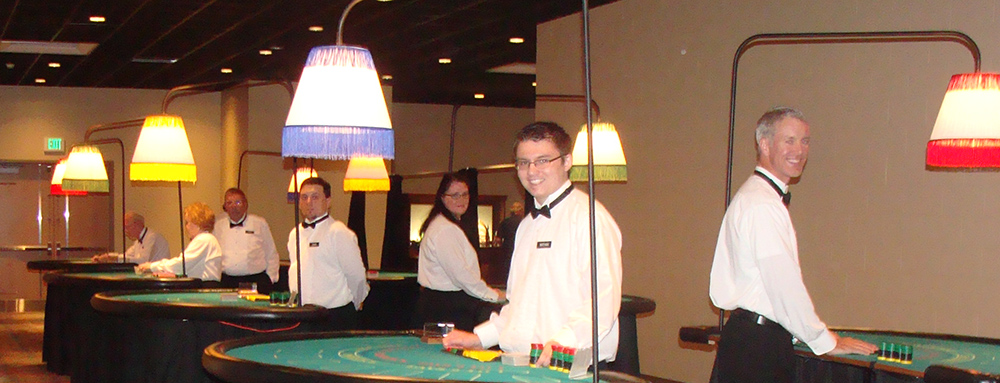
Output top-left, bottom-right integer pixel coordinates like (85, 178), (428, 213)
(184, 202), (216, 232)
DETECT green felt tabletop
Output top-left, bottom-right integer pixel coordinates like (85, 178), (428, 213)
(227, 335), (595, 382)
(366, 271), (418, 281)
(795, 330), (1000, 375)
(115, 291), (270, 308)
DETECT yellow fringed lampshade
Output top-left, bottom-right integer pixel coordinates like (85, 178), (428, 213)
(344, 156), (390, 192)
(926, 72), (1000, 168)
(62, 145), (110, 192)
(52, 157), (89, 195)
(288, 167), (319, 203)
(130, 115), (197, 182)
(570, 122), (627, 181)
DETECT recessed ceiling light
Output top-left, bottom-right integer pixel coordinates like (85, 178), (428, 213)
(5, 63), (13, 69)
(270, 46), (283, 50)
(532, 81), (537, 87)
(89, 16), (105, 23)
(48, 62), (61, 68)
(220, 68), (233, 74)
(474, 93), (485, 99)
(259, 49), (272, 56)
(35, 78), (46, 84)
(438, 58), (451, 64)
(509, 37), (524, 44)
(381, 74), (392, 80)
(308, 26), (323, 32)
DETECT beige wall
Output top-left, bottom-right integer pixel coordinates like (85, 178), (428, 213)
(538, 1), (1000, 382)
(0, 84), (531, 270)
(0, 85), (221, 256)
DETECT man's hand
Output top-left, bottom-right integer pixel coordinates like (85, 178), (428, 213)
(442, 330), (484, 350)
(827, 333), (878, 355)
(535, 340), (562, 367)
(495, 289), (507, 303)
(92, 253), (114, 263)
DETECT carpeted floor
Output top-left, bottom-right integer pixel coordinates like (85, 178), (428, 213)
(0, 305), (67, 383)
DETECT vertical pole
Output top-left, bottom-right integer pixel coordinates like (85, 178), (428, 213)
(581, 0), (600, 381)
(178, 181), (186, 277)
(293, 158), (303, 305)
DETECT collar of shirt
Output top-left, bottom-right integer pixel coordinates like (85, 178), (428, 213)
(534, 180), (573, 209)
(229, 213), (248, 227)
(754, 166), (788, 194)
(138, 227), (148, 244)
(303, 213), (330, 228)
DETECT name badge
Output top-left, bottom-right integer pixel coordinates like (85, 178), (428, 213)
(309, 242), (320, 247)
(536, 241), (551, 249)
(244, 230), (255, 234)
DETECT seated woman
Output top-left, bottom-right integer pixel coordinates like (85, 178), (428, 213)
(412, 172), (505, 331)
(137, 202), (222, 282)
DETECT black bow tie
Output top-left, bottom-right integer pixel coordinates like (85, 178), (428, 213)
(229, 221), (244, 228)
(530, 185), (574, 219)
(754, 170), (791, 207)
(302, 214), (329, 229)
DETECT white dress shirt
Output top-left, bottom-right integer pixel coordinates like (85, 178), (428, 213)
(710, 167), (837, 355)
(286, 215), (370, 310)
(213, 213), (280, 282)
(148, 232), (223, 281)
(474, 181), (623, 363)
(113, 227), (171, 263)
(418, 215), (500, 302)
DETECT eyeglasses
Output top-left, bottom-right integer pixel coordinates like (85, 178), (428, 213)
(224, 200), (246, 206)
(444, 192), (470, 199)
(514, 154), (565, 170)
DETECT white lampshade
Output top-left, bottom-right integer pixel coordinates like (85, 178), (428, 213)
(927, 72), (1000, 168)
(570, 122), (627, 181)
(51, 158), (88, 195)
(283, 45), (394, 160)
(343, 156), (389, 192)
(288, 167), (319, 203)
(62, 145), (110, 192)
(130, 115), (197, 182)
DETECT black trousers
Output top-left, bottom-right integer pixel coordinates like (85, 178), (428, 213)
(713, 309), (795, 383)
(320, 303), (360, 331)
(411, 288), (482, 332)
(220, 271), (273, 294)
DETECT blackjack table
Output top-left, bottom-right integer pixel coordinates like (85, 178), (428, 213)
(678, 325), (1000, 383)
(81, 288), (329, 383)
(40, 271), (203, 376)
(203, 330), (652, 383)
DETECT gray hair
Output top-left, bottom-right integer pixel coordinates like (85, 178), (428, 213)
(755, 107), (805, 143)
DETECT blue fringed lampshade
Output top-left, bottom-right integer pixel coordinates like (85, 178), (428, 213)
(283, 45), (394, 160)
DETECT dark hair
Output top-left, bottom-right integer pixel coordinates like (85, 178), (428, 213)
(513, 121), (572, 157)
(300, 177), (331, 198)
(418, 172), (471, 236)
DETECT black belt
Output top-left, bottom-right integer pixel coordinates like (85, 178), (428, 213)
(731, 308), (782, 329)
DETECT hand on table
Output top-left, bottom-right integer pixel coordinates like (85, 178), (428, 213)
(134, 263), (151, 274)
(494, 289), (507, 303)
(535, 340), (562, 368)
(442, 330), (484, 350)
(92, 253), (115, 263)
(828, 333), (879, 355)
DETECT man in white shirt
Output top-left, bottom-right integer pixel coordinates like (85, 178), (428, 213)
(93, 211), (170, 264)
(709, 107), (877, 383)
(444, 122), (623, 369)
(287, 177), (370, 330)
(214, 188), (280, 294)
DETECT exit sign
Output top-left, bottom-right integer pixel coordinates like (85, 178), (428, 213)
(45, 137), (65, 154)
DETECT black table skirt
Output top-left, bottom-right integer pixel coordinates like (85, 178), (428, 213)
(41, 273), (202, 375)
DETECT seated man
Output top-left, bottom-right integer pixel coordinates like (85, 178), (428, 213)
(93, 211), (170, 263)
(444, 122), (624, 369)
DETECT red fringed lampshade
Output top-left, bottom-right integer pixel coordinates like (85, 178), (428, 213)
(926, 72), (1000, 168)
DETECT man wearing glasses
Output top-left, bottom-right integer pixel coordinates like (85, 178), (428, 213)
(444, 122), (624, 370)
(213, 187), (280, 294)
